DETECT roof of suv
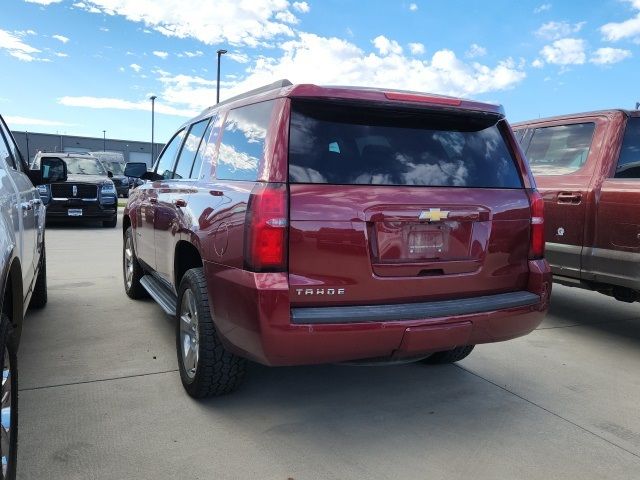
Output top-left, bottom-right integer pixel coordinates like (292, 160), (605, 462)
(513, 109), (640, 128)
(191, 79), (505, 126)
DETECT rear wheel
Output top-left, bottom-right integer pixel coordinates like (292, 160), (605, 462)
(176, 268), (246, 398)
(29, 245), (47, 309)
(103, 215), (117, 228)
(421, 345), (475, 364)
(123, 227), (147, 299)
(0, 314), (18, 480)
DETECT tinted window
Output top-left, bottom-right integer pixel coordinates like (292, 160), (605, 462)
(192, 115), (221, 180)
(615, 118), (640, 179)
(155, 129), (185, 179)
(526, 123), (595, 176)
(288, 101), (522, 188)
(174, 119), (210, 179)
(216, 100), (274, 181)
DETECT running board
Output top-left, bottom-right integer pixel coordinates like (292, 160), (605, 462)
(140, 275), (177, 316)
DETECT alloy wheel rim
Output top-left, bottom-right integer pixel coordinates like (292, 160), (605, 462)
(124, 236), (134, 289)
(1, 347), (12, 478)
(179, 289), (199, 379)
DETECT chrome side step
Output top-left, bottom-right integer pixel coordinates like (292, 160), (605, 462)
(140, 275), (177, 316)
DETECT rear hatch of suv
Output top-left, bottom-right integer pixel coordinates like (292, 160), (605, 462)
(287, 97), (532, 308)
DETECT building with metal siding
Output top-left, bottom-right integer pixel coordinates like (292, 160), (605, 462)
(11, 131), (165, 167)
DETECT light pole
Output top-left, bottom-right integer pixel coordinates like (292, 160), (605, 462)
(216, 49), (227, 104)
(102, 130), (106, 151)
(150, 95), (157, 162)
(636, 102), (640, 110)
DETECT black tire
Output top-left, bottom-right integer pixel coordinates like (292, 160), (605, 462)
(176, 268), (246, 398)
(0, 314), (18, 480)
(421, 345), (475, 365)
(103, 216), (117, 228)
(123, 227), (148, 299)
(29, 244), (47, 309)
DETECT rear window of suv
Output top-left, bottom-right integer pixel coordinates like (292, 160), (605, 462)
(288, 100), (522, 188)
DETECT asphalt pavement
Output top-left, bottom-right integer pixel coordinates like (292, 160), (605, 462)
(16, 214), (640, 479)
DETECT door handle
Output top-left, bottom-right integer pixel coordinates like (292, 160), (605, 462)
(173, 199), (187, 208)
(557, 192), (582, 204)
(149, 197), (158, 204)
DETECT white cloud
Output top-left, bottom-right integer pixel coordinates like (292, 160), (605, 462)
(153, 50), (169, 59)
(275, 10), (298, 24)
(601, 0), (640, 42)
(227, 52), (250, 63)
(534, 3), (552, 13)
(52, 34), (69, 43)
(409, 3), (418, 11)
(373, 35), (403, 55)
(536, 21), (585, 40)
(58, 96), (198, 117)
(292, 1), (310, 13)
(25, 0), (62, 4)
(130, 63), (142, 72)
(532, 58), (544, 68)
(99, 26), (110, 32)
(70, 0), (300, 47)
(216, 33), (526, 104)
(590, 47), (632, 64)
(183, 50), (203, 58)
(0, 28), (42, 62)
(540, 38), (586, 65)
(466, 43), (487, 58)
(408, 42), (425, 55)
(54, 52), (68, 57)
(4, 116), (75, 127)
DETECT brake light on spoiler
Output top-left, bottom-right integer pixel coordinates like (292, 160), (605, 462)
(384, 91), (462, 106)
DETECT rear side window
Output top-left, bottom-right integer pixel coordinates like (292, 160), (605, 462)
(173, 119), (210, 179)
(155, 129), (185, 180)
(614, 117), (640, 179)
(216, 100), (274, 181)
(192, 114), (221, 179)
(526, 123), (595, 176)
(288, 101), (522, 188)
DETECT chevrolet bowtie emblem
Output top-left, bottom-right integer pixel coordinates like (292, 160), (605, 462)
(419, 208), (449, 222)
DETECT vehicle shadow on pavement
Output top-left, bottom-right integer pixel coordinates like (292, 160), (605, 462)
(541, 284), (640, 342)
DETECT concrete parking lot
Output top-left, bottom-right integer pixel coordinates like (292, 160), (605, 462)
(16, 214), (640, 480)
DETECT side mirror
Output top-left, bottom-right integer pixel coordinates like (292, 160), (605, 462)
(124, 162), (159, 181)
(124, 162), (149, 178)
(40, 157), (68, 184)
(107, 171), (113, 178)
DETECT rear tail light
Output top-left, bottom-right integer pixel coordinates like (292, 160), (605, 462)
(528, 190), (545, 260)
(244, 183), (288, 272)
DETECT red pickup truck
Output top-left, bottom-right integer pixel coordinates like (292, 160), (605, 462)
(514, 110), (640, 302)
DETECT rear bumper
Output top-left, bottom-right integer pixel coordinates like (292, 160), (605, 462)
(205, 259), (551, 366)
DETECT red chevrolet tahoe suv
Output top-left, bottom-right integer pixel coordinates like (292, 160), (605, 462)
(514, 110), (640, 303)
(123, 80), (551, 398)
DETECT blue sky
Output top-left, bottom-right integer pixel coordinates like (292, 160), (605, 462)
(1, 0), (639, 144)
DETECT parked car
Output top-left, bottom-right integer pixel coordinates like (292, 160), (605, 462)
(514, 110), (640, 303)
(31, 152), (118, 228)
(89, 151), (130, 198)
(0, 113), (67, 479)
(123, 80), (551, 398)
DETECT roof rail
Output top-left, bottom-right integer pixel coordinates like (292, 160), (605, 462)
(201, 79), (293, 114)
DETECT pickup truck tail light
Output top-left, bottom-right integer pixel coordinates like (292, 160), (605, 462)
(244, 183), (288, 272)
(528, 190), (545, 260)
